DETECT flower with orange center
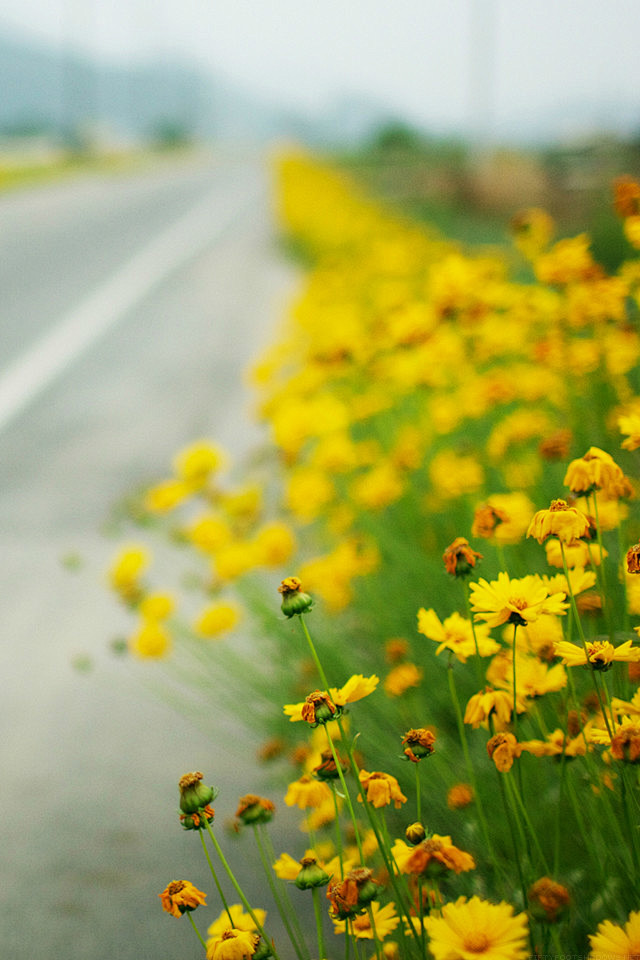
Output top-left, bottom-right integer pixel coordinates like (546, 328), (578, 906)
(554, 638), (640, 671)
(545, 538), (607, 569)
(486, 732), (521, 772)
(464, 687), (517, 729)
(563, 446), (625, 497)
(206, 928), (259, 960)
(528, 877), (570, 923)
(208, 905), (266, 939)
(589, 909), (640, 959)
(358, 770), (407, 809)
(527, 498), (590, 544)
(469, 572), (568, 628)
(401, 727), (436, 763)
(392, 835), (475, 877)
(159, 880), (207, 918)
(442, 537), (483, 578)
(423, 895), (529, 960)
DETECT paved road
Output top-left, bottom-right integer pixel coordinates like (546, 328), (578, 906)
(0, 151), (301, 959)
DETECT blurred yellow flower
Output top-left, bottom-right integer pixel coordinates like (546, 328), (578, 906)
(589, 909), (640, 959)
(173, 440), (224, 485)
(129, 619), (171, 658)
(194, 603), (240, 638)
(383, 663), (422, 697)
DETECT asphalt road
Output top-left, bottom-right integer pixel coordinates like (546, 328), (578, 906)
(0, 150), (302, 959)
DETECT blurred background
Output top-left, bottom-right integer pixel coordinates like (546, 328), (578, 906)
(2, 2), (640, 958)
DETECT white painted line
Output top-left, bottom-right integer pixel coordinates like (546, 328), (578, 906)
(0, 177), (263, 434)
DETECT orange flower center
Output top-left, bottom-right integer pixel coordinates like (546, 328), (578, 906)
(509, 597), (528, 611)
(464, 932), (490, 952)
(550, 499), (568, 511)
(166, 880), (185, 896)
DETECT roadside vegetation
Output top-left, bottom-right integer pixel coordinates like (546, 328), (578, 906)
(105, 145), (640, 959)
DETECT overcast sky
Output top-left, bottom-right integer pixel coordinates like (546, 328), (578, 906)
(1, 0), (639, 138)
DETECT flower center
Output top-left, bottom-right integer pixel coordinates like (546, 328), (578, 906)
(509, 597), (528, 610)
(464, 932), (490, 952)
(166, 880), (185, 896)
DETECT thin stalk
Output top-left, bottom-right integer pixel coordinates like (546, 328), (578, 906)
(312, 887), (326, 960)
(259, 826), (310, 958)
(204, 818), (280, 960)
(414, 761), (422, 824)
(199, 828), (234, 926)
(187, 911), (208, 951)
(252, 824), (308, 960)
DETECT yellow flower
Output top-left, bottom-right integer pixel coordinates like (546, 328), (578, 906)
(350, 463), (405, 510)
(429, 450), (484, 500)
(424, 895), (529, 960)
(554, 639), (640, 670)
(186, 514), (233, 553)
(252, 522), (296, 566)
(527, 498), (590, 544)
(563, 446), (625, 496)
(332, 901), (400, 940)
(159, 880), (206, 918)
(129, 619), (171, 658)
(519, 728), (588, 758)
(358, 770), (407, 809)
(383, 662), (423, 697)
(469, 572), (568, 628)
(589, 909), (640, 959)
(544, 538), (607, 569)
(392, 835), (475, 876)
(284, 774), (332, 810)
(206, 929), (259, 960)
(144, 478), (193, 513)
(417, 608), (499, 662)
(464, 687), (516, 729)
(330, 673), (380, 706)
(619, 407), (640, 451)
(486, 732), (521, 772)
(208, 905), (266, 938)
(173, 440), (225, 486)
(195, 603), (240, 638)
(139, 592), (174, 620)
(108, 544), (149, 599)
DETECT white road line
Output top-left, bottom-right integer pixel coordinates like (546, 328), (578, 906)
(0, 176), (262, 434)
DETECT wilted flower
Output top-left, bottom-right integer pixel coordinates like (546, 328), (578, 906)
(159, 880), (207, 918)
(400, 727), (436, 763)
(527, 498), (590, 544)
(358, 770), (407, 808)
(442, 537), (483, 578)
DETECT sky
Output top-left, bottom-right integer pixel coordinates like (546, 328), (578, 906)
(1, 0), (640, 140)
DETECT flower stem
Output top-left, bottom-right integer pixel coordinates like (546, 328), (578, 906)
(187, 910), (207, 951)
(252, 824), (309, 960)
(312, 886), (326, 960)
(204, 818), (280, 960)
(199, 827), (234, 926)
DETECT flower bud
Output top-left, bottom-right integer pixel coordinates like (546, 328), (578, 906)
(528, 877), (570, 923)
(294, 856), (330, 890)
(179, 805), (215, 831)
(278, 577), (313, 618)
(178, 771), (217, 814)
(405, 822), (427, 845)
(236, 794), (276, 825)
(313, 749), (348, 781)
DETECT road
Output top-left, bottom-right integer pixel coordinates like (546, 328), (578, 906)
(0, 150), (302, 959)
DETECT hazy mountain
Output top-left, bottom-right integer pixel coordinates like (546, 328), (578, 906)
(0, 29), (309, 145)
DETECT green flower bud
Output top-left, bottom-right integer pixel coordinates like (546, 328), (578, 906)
(235, 794), (275, 825)
(278, 577), (313, 618)
(294, 856), (330, 890)
(178, 771), (217, 814)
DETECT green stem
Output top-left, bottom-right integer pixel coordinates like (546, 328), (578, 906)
(187, 910), (208, 951)
(252, 825), (308, 960)
(312, 887), (326, 960)
(414, 761), (422, 824)
(446, 655), (497, 863)
(204, 818), (279, 960)
(199, 828), (234, 926)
